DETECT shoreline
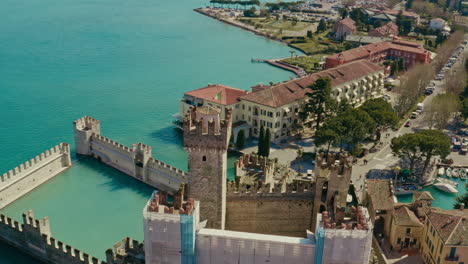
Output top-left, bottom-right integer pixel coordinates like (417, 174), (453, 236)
(193, 8), (308, 55)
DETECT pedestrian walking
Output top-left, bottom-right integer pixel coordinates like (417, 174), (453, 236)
(364, 159), (368, 165)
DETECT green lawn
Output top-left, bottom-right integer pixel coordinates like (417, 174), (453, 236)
(281, 56), (322, 73)
(238, 17), (313, 32)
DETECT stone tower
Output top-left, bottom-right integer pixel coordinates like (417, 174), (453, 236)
(183, 106), (232, 229)
(312, 152), (353, 229)
(73, 116), (101, 155)
(132, 142), (152, 181)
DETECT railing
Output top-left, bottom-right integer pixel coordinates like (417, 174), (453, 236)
(445, 255), (460, 261)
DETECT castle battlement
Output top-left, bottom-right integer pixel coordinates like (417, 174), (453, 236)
(315, 152), (352, 179)
(183, 106), (232, 150)
(320, 206), (370, 231)
(106, 237), (144, 264)
(146, 191), (195, 215)
(147, 157), (187, 177)
(226, 181), (315, 199)
(73, 116), (101, 132)
(0, 210), (104, 264)
(0, 143), (70, 183)
(132, 142), (152, 155)
(91, 134), (132, 152)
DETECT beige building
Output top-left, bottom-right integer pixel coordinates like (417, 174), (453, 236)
(420, 208), (468, 264)
(179, 60), (384, 142)
(389, 205), (424, 249)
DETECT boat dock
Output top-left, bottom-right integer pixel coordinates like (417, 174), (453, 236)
(251, 58), (307, 77)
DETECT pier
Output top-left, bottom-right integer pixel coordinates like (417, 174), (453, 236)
(252, 58), (306, 77)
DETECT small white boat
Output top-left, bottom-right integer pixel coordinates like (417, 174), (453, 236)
(446, 167), (452, 177)
(434, 182), (458, 194)
(452, 168), (460, 178)
(438, 167), (445, 176)
(460, 169), (467, 180)
(437, 177), (458, 187)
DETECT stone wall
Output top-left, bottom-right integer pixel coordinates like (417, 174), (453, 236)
(226, 181), (315, 237)
(0, 143), (71, 209)
(74, 116), (187, 194)
(0, 210), (105, 264)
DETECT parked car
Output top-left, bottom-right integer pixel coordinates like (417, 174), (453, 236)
(425, 89), (433, 95)
(405, 121), (411, 127)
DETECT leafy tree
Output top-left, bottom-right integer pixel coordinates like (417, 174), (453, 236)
(359, 98), (399, 141)
(398, 58), (406, 72)
(244, 7), (257, 17)
(454, 184), (468, 209)
(343, 41), (353, 50)
(391, 133), (424, 172)
(265, 128), (271, 157)
(406, 0), (413, 9)
(236, 130), (246, 149)
(419, 130), (451, 179)
(340, 8), (349, 19)
(301, 77), (337, 129)
(349, 8), (365, 24)
(390, 59), (399, 76)
(319, 109), (376, 151)
(258, 126), (265, 156)
(373, 19), (384, 28)
(307, 30), (313, 38)
(461, 97), (468, 120)
(314, 128), (340, 153)
(317, 19), (327, 33)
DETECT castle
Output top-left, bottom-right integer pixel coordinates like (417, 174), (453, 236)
(143, 106), (374, 263)
(0, 109), (374, 263)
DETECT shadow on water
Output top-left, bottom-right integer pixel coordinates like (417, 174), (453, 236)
(75, 156), (155, 197)
(149, 126), (183, 147)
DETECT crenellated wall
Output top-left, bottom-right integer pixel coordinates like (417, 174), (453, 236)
(225, 181), (316, 237)
(0, 210), (105, 264)
(74, 116), (187, 194)
(234, 154), (276, 185)
(0, 143), (72, 209)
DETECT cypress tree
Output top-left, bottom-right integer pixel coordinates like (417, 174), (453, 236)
(258, 126), (265, 156)
(265, 128), (271, 157)
(236, 130), (246, 150)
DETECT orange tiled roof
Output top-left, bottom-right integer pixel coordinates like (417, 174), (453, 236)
(185, 84), (248, 105)
(427, 209), (468, 246)
(334, 17), (356, 31)
(239, 60), (383, 108)
(327, 40), (427, 62)
(369, 22), (398, 37)
(366, 179), (395, 210)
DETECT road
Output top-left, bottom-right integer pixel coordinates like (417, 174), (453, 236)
(352, 41), (467, 202)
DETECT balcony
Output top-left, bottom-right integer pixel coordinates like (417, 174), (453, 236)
(445, 255), (460, 262)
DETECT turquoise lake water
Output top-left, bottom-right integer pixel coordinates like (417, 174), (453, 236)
(0, 0), (293, 262)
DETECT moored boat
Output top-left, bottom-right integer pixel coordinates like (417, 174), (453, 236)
(452, 168), (460, 178)
(438, 167), (445, 176)
(434, 182), (458, 194)
(460, 169), (467, 180)
(446, 167), (452, 177)
(436, 177), (458, 187)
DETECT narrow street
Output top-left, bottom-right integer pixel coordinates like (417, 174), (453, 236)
(352, 42), (467, 202)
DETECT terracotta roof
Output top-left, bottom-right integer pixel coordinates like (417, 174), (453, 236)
(185, 84), (248, 105)
(427, 209), (468, 246)
(327, 40), (427, 62)
(366, 179), (395, 210)
(369, 22), (398, 37)
(383, 9), (419, 19)
(239, 60), (383, 108)
(333, 17), (356, 31)
(413, 191), (434, 201)
(393, 206), (423, 226)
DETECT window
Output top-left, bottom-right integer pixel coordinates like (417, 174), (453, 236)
(202, 156), (206, 161)
(242, 104), (245, 110)
(406, 228), (411, 234)
(235, 104), (240, 109)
